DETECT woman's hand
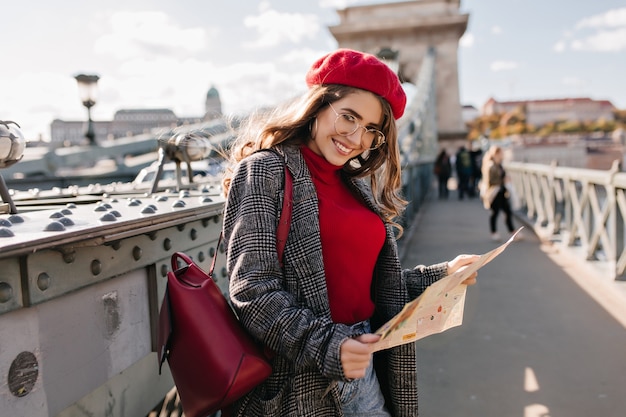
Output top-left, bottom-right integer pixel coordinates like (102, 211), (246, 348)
(340, 334), (380, 379)
(447, 254), (481, 285)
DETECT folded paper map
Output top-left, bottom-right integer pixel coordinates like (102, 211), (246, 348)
(371, 227), (523, 352)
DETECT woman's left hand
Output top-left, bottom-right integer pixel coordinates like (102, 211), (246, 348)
(447, 254), (481, 285)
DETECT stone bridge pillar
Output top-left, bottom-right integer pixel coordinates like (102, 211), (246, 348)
(329, 0), (469, 141)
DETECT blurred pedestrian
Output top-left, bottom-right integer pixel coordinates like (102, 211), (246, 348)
(455, 145), (472, 200)
(433, 149), (452, 199)
(480, 145), (517, 241)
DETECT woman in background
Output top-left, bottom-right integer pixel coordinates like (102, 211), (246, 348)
(481, 145), (516, 241)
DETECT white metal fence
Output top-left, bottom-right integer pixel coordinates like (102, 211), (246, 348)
(506, 159), (626, 280)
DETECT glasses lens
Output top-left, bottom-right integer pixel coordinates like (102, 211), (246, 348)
(335, 114), (358, 136)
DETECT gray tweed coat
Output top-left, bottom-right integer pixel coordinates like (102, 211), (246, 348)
(222, 144), (448, 416)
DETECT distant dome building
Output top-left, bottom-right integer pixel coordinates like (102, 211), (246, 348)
(204, 85), (222, 121)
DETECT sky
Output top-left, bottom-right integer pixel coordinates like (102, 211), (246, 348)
(2, 0), (625, 141)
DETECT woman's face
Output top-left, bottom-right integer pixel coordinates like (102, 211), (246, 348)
(307, 90), (383, 166)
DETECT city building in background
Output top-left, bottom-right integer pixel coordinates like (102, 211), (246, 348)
(482, 97), (616, 127)
(49, 86), (223, 147)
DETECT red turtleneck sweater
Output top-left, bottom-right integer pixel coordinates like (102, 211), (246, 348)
(301, 146), (386, 324)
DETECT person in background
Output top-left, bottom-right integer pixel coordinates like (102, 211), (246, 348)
(434, 149), (452, 199)
(468, 141), (483, 198)
(481, 145), (517, 241)
(221, 48), (480, 416)
(455, 145), (472, 200)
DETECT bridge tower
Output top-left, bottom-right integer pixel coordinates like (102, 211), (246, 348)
(329, 0), (469, 142)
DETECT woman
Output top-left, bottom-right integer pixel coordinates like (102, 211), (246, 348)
(222, 48), (479, 416)
(481, 145), (515, 241)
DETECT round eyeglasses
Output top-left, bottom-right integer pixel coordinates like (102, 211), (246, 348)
(328, 103), (386, 150)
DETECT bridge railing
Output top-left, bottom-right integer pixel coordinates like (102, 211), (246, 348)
(506, 159), (626, 280)
(397, 47), (438, 229)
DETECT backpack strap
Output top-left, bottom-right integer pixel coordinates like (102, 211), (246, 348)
(276, 164), (293, 268)
(211, 150), (293, 275)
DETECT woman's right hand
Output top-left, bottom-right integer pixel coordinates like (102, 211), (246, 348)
(339, 334), (380, 379)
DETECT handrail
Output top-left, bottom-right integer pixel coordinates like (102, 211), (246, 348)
(396, 47), (438, 229)
(506, 159), (626, 280)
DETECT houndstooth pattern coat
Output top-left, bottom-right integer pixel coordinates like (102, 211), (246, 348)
(222, 144), (448, 416)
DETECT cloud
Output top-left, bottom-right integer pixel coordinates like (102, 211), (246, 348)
(490, 61), (519, 72)
(319, 0), (360, 9)
(553, 41), (566, 53)
(556, 7), (626, 53)
(491, 26), (502, 35)
(460, 32), (475, 47)
(575, 7), (626, 29)
(570, 27), (626, 52)
(94, 11), (212, 60)
(243, 6), (320, 48)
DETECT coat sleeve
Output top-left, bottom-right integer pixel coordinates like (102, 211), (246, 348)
(223, 152), (352, 381)
(403, 262), (449, 299)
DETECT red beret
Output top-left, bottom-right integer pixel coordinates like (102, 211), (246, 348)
(305, 48), (406, 119)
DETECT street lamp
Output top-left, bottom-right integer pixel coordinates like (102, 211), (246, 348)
(74, 73), (100, 145)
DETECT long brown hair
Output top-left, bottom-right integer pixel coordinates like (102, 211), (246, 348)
(223, 84), (407, 232)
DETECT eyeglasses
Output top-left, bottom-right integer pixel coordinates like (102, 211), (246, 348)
(328, 103), (386, 150)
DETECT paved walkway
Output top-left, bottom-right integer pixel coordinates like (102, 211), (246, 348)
(399, 187), (626, 417)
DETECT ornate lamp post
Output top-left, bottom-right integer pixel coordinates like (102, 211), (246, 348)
(0, 121), (25, 214)
(74, 74), (99, 145)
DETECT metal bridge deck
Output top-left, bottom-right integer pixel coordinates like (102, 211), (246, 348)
(400, 188), (626, 417)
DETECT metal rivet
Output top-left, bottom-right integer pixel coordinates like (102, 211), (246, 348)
(49, 212), (64, 219)
(148, 231), (158, 241)
(0, 282), (13, 302)
(8, 215), (24, 223)
(172, 200), (186, 208)
(91, 259), (102, 276)
(198, 252), (205, 262)
(44, 221), (65, 232)
(0, 219), (12, 227)
(141, 206), (156, 214)
(209, 247), (215, 257)
(111, 241), (121, 250)
(177, 224), (185, 231)
(37, 273), (51, 291)
(156, 195), (168, 202)
(190, 228), (197, 240)
(109, 210), (121, 217)
(58, 217), (74, 226)
(99, 213), (117, 222)
(220, 267), (227, 278)
(132, 246), (142, 261)
(0, 227), (14, 237)
(8, 352), (38, 397)
(161, 264), (168, 277)
(63, 251), (76, 263)
(163, 238), (172, 251)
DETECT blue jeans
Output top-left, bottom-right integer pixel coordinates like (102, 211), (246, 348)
(338, 321), (391, 416)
